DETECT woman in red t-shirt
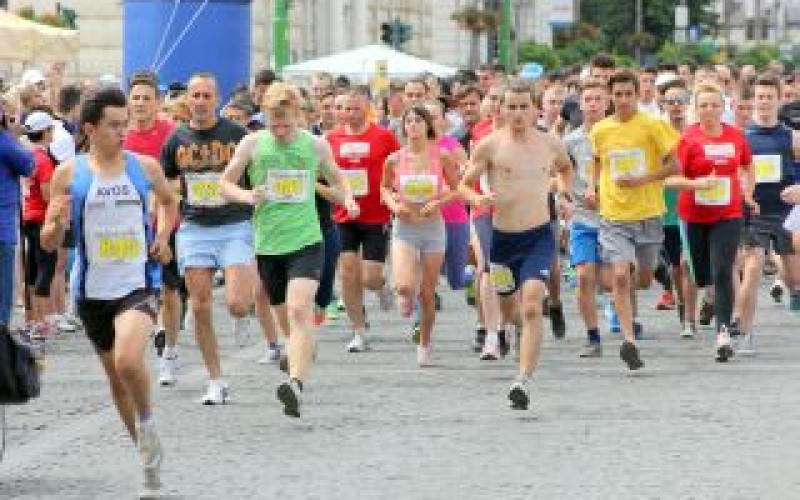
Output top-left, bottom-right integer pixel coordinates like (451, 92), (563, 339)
(21, 112), (58, 330)
(666, 82), (757, 361)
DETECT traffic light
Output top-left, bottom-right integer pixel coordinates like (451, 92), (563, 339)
(381, 22), (393, 45)
(396, 22), (412, 45)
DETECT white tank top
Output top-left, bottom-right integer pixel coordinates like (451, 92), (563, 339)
(82, 172), (147, 299)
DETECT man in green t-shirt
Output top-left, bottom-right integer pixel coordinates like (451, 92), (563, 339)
(221, 83), (358, 418)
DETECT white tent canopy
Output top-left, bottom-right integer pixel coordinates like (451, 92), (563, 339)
(281, 45), (458, 82)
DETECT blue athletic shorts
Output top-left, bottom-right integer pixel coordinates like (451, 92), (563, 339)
(176, 220), (254, 273)
(490, 223), (555, 296)
(569, 222), (601, 266)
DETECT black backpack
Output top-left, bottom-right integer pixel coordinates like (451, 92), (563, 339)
(0, 325), (42, 404)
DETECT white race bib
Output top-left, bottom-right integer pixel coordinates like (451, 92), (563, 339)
(489, 263), (515, 294)
(267, 169), (310, 203)
(753, 154), (782, 184)
(695, 177), (731, 206)
(703, 143), (735, 162)
(609, 148), (646, 180)
(186, 172), (225, 207)
(343, 169), (369, 197)
(339, 142), (370, 161)
(399, 174), (438, 203)
(88, 226), (146, 264)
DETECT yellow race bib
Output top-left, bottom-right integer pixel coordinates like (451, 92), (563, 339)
(343, 169), (369, 197)
(186, 172), (225, 207)
(489, 263), (515, 294)
(267, 169), (310, 203)
(695, 177), (731, 206)
(399, 174), (438, 203)
(753, 155), (782, 184)
(609, 148), (646, 181)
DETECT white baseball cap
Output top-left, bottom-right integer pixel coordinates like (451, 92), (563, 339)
(23, 111), (55, 133)
(21, 68), (46, 87)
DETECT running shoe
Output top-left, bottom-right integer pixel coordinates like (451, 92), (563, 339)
(770, 280), (785, 304)
(656, 291), (676, 310)
(200, 380), (230, 405)
(471, 327), (486, 353)
(698, 299), (714, 327)
(158, 355), (177, 386)
(378, 283), (394, 312)
(549, 303), (566, 339)
(620, 341), (644, 370)
(137, 421), (163, 498)
(680, 323), (697, 339)
(579, 343), (602, 358)
(480, 340), (500, 361)
(346, 333), (367, 353)
(715, 326), (734, 362)
(417, 343), (433, 367)
(325, 302), (341, 320)
(276, 378), (303, 418)
(257, 344), (281, 365)
(51, 314), (80, 332)
(508, 378), (530, 410)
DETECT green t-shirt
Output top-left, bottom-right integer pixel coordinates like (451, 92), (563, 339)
(663, 187), (679, 226)
(248, 130), (322, 255)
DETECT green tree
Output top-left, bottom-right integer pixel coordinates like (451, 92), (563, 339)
(734, 44), (781, 69)
(518, 41), (560, 70)
(580, 0), (717, 58)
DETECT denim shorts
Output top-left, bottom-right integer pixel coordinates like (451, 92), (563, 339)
(176, 220), (255, 273)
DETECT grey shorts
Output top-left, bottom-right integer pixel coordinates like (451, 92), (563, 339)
(392, 217), (446, 254)
(743, 214), (794, 256)
(598, 216), (663, 271)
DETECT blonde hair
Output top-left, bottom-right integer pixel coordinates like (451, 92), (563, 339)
(693, 82), (723, 103)
(262, 82), (301, 119)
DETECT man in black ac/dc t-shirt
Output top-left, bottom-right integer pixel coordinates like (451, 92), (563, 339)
(159, 73), (258, 405)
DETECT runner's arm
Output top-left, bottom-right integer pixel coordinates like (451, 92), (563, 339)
(315, 137), (359, 216)
(792, 130), (800, 160)
(140, 156), (178, 241)
(40, 162), (73, 252)
(553, 142), (574, 199)
(458, 140), (492, 207)
(379, 153), (401, 212)
(220, 133), (259, 205)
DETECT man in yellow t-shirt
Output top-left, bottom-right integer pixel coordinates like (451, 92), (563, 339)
(587, 70), (679, 371)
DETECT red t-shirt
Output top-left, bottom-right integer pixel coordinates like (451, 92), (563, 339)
(123, 119), (176, 160)
(327, 123), (400, 224)
(22, 148), (56, 223)
(470, 118), (495, 220)
(677, 123), (752, 223)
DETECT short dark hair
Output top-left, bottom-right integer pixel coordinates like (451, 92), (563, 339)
(590, 53), (616, 69)
(641, 66), (658, 76)
(754, 73), (782, 93)
(609, 70), (639, 92)
(660, 78), (687, 95)
(128, 69), (159, 93)
(454, 84), (483, 103)
(80, 87), (127, 128)
(254, 69), (277, 86)
(658, 62), (679, 74)
(58, 84), (83, 115)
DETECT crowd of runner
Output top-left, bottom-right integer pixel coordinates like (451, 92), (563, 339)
(2, 55), (800, 497)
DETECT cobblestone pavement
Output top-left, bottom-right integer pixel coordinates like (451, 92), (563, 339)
(1, 282), (800, 499)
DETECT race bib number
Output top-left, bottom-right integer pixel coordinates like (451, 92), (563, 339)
(703, 143), (735, 162)
(609, 148), (646, 181)
(186, 172), (225, 208)
(399, 174), (438, 203)
(695, 177), (731, 206)
(343, 169), (369, 197)
(267, 169), (310, 203)
(340, 142), (370, 162)
(753, 155), (782, 184)
(489, 263), (515, 294)
(90, 228), (145, 264)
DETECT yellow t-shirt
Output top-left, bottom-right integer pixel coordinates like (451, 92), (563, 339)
(589, 111), (679, 222)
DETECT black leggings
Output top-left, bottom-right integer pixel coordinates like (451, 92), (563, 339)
(684, 218), (742, 332)
(21, 222), (57, 297)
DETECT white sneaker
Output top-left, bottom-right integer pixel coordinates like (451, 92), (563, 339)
(417, 344), (433, 367)
(158, 355), (177, 386)
(233, 317), (251, 348)
(200, 380), (230, 405)
(378, 283), (394, 312)
(715, 327), (734, 362)
(257, 344), (281, 364)
(680, 324), (696, 339)
(137, 421), (163, 497)
(346, 333), (367, 353)
(737, 332), (757, 357)
(50, 314), (79, 332)
(480, 341), (500, 361)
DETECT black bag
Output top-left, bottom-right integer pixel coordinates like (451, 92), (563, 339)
(0, 325), (42, 404)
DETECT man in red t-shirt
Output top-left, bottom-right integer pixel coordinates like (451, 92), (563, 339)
(21, 111), (58, 328)
(123, 72), (182, 385)
(326, 87), (400, 352)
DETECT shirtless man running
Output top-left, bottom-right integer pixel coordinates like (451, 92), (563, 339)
(459, 83), (572, 410)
